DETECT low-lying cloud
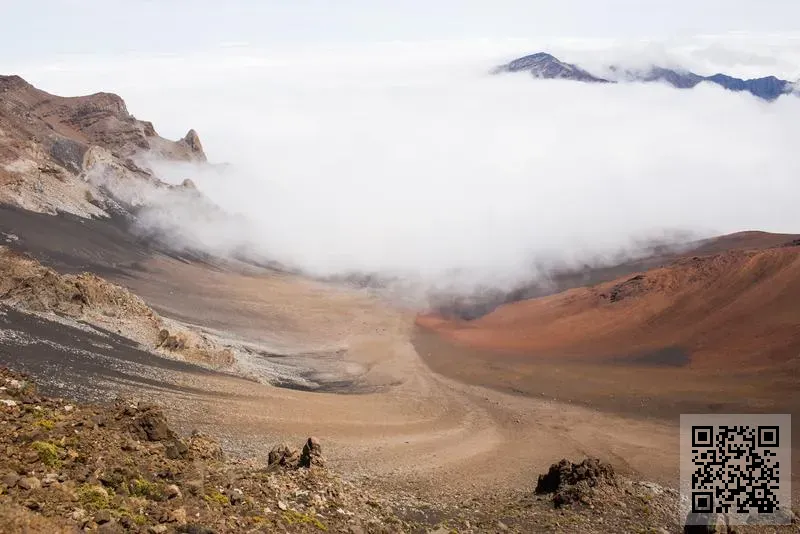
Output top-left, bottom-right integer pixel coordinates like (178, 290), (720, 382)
(11, 38), (800, 295)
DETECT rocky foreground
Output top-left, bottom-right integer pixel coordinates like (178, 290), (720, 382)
(4, 369), (795, 533)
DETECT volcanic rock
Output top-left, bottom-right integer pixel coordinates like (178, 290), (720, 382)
(299, 436), (324, 468)
(188, 431), (224, 461)
(535, 457), (616, 507)
(268, 443), (300, 468)
(18, 476), (41, 491)
(131, 404), (175, 441)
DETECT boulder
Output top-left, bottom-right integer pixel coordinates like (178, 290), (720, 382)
(299, 436), (324, 468)
(165, 439), (189, 459)
(535, 457), (615, 507)
(131, 404), (175, 442)
(95, 510), (112, 524)
(188, 431), (224, 461)
(2, 472), (20, 488)
(226, 488), (245, 505)
(268, 443), (300, 468)
(167, 507), (188, 525)
(165, 484), (182, 500)
(683, 512), (730, 533)
(157, 330), (186, 351)
(18, 477), (41, 491)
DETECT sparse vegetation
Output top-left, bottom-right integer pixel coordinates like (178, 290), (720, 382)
(282, 509), (328, 531)
(78, 484), (112, 510)
(203, 489), (230, 507)
(30, 440), (61, 467)
(130, 477), (165, 500)
(34, 418), (55, 430)
(119, 510), (149, 526)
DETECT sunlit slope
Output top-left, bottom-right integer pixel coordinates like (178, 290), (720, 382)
(419, 242), (800, 370)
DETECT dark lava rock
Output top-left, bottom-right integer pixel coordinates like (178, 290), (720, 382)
(300, 436), (324, 468)
(535, 457), (616, 507)
(131, 404), (175, 442)
(165, 439), (189, 460)
(2, 472), (20, 488)
(683, 512), (730, 533)
(268, 443), (300, 468)
(95, 510), (112, 524)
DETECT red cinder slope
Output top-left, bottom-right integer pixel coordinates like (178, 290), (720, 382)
(418, 243), (800, 370)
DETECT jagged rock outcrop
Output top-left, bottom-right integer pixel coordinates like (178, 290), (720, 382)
(181, 129), (205, 160)
(299, 436), (324, 468)
(0, 74), (205, 164)
(269, 437), (324, 469)
(0, 246), (235, 367)
(535, 457), (617, 507)
(0, 74), (206, 217)
(131, 403), (178, 442)
(269, 443), (301, 468)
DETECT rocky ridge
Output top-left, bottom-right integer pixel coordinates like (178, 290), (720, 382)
(493, 52), (798, 101)
(0, 74), (205, 218)
(0, 246), (234, 368)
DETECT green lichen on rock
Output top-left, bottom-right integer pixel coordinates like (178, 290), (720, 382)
(282, 509), (328, 531)
(119, 510), (148, 526)
(203, 489), (230, 507)
(34, 418), (55, 431)
(129, 478), (165, 501)
(78, 484), (112, 510)
(30, 441), (61, 467)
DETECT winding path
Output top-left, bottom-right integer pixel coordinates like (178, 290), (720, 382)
(115, 256), (679, 499)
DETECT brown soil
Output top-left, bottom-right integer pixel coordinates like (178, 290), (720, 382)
(105, 256), (683, 497)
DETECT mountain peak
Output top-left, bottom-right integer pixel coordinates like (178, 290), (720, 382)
(493, 52), (796, 101)
(0, 73), (210, 217)
(493, 52), (608, 83)
(181, 129), (206, 161)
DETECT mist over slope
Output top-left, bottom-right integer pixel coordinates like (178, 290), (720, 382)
(9, 38), (800, 296)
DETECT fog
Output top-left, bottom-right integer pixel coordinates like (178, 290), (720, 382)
(11, 38), (800, 294)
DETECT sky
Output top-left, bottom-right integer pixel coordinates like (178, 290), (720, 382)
(4, 0), (800, 58)
(3, 2), (800, 296)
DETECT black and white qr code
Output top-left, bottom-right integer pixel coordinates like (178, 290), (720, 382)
(680, 414), (791, 526)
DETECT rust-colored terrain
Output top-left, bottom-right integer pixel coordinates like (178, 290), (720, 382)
(419, 239), (800, 369)
(416, 235), (800, 470)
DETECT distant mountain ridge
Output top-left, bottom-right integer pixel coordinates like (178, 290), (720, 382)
(492, 52), (798, 101)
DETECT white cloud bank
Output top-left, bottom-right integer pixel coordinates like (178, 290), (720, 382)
(9, 37), (800, 293)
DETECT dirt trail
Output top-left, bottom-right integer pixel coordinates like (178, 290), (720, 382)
(108, 256), (679, 499)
